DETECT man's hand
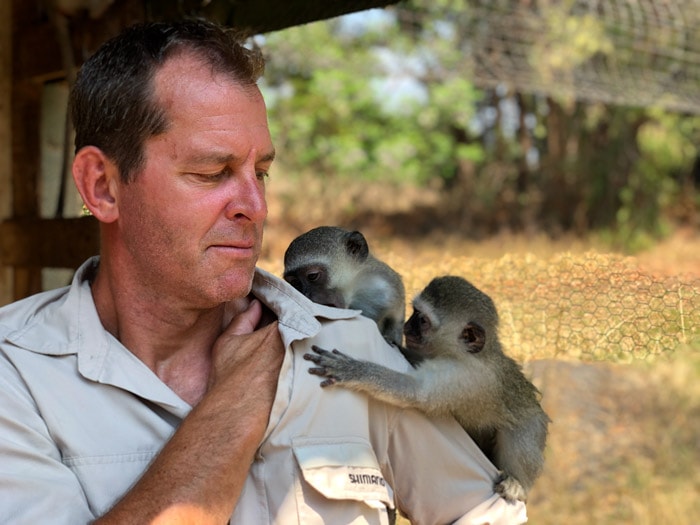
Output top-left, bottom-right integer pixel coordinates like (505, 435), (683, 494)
(96, 299), (285, 524)
(209, 298), (285, 438)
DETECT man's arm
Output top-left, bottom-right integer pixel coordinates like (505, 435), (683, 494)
(95, 299), (284, 524)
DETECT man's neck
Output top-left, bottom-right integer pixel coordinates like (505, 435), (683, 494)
(90, 267), (229, 405)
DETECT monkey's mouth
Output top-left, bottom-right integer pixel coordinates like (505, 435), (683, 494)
(404, 333), (422, 348)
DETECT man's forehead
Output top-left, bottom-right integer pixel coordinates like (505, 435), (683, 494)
(153, 51), (260, 102)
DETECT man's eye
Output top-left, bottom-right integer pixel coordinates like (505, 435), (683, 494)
(193, 168), (230, 182)
(256, 170), (269, 181)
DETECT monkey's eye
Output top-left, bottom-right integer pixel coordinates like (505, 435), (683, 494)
(307, 271), (321, 282)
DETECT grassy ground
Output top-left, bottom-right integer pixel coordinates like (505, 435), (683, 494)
(259, 175), (700, 525)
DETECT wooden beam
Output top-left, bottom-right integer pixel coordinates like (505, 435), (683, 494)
(14, 0), (401, 82)
(0, 217), (100, 268)
(214, 0), (402, 34)
(14, 0), (145, 83)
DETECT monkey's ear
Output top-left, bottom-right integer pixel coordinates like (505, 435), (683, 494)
(462, 322), (486, 353)
(345, 231), (370, 260)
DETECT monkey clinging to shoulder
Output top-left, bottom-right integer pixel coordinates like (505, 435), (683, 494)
(283, 226), (406, 347)
(305, 275), (551, 504)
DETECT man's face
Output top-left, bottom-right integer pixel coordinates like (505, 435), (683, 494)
(115, 53), (274, 308)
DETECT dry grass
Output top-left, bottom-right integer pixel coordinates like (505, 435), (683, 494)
(259, 175), (700, 525)
(525, 354), (700, 525)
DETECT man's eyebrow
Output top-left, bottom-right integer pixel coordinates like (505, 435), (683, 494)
(186, 150), (275, 165)
(259, 149), (276, 163)
(186, 153), (236, 165)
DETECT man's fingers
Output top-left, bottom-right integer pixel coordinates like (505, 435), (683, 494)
(225, 299), (262, 336)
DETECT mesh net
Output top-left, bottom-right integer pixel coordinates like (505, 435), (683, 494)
(460, 0), (700, 113)
(393, 251), (700, 362)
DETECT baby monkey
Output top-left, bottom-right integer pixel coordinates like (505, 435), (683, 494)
(305, 276), (550, 503)
(284, 226), (406, 347)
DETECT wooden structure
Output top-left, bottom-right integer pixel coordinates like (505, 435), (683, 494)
(0, 0), (399, 306)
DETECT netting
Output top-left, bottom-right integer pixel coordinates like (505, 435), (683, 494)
(393, 251), (700, 362)
(461, 0), (700, 114)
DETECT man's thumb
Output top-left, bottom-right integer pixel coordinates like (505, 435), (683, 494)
(226, 298), (263, 335)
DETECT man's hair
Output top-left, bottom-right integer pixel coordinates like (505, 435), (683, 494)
(70, 19), (265, 183)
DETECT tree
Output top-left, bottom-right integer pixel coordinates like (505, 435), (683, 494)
(259, 0), (699, 245)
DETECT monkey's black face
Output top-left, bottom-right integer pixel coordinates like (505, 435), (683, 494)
(284, 264), (347, 309)
(404, 309), (431, 346)
(400, 308), (433, 365)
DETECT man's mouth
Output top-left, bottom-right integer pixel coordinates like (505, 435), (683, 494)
(208, 241), (258, 257)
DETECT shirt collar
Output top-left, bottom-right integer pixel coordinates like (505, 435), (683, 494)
(5, 258), (361, 409)
(5, 257), (189, 412)
(4, 257), (101, 358)
(251, 267), (361, 349)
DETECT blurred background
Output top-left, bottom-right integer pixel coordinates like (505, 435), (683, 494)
(1, 1), (699, 523)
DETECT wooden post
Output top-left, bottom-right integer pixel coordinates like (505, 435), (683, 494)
(10, 76), (43, 300)
(7, 0), (57, 302)
(0, 0), (11, 306)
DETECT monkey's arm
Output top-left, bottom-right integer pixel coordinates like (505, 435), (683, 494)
(305, 345), (431, 411)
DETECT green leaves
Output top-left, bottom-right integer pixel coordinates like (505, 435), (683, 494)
(258, 2), (698, 244)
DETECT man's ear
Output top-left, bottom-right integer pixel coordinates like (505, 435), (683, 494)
(72, 146), (120, 223)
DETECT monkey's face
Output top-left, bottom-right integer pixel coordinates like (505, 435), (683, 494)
(402, 303), (442, 362)
(404, 294), (487, 362)
(403, 308), (431, 347)
(284, 264), (347, 309)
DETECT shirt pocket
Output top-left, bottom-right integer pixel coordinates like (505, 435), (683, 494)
(292, 437), (395, 524)
(64, 451), (159, 516)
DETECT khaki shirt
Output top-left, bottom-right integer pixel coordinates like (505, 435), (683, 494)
(0, 257), (527, 524)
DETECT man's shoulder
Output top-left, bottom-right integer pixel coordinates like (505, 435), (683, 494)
(0, 258), (95, 339)
(0, 286), (71, 335)
(253, 266), (410, 369)
(314, 315), (410, 371)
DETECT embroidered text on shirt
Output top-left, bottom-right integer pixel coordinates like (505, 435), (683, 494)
(348, 473), (386, 487)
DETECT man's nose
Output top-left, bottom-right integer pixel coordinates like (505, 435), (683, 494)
(223, 168), (268, 223)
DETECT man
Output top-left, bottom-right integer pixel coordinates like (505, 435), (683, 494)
(0, 19), (527, 524)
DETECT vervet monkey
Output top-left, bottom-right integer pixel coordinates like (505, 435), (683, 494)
(283, 226), (406, 347)
(305, 276), (550, 503)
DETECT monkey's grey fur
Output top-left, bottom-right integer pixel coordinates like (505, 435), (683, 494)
(304, 275), (550, 504)
(284, 226), (406, 346)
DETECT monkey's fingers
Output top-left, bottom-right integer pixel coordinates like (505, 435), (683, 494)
(306, 366), (338, 387)
(303, 352), (322, 364)
(494, 474), (527, 503)
(311, 345), (335, 355)
(311, 344), (348, 356)
(307, 366), (329, 376)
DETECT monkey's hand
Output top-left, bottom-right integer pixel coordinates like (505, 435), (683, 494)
(494, 473), (528, 504)
(304, 345), (369, 388)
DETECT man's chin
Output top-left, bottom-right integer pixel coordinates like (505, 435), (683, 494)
(216, 266), (256, 302)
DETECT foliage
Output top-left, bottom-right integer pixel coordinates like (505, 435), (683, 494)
(258, 1), (699, 247)
(260, 12), (483, 185)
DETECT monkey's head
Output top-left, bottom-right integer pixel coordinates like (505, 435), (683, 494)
(283, 226), (369, 309)
(402, 276), (499, 363)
